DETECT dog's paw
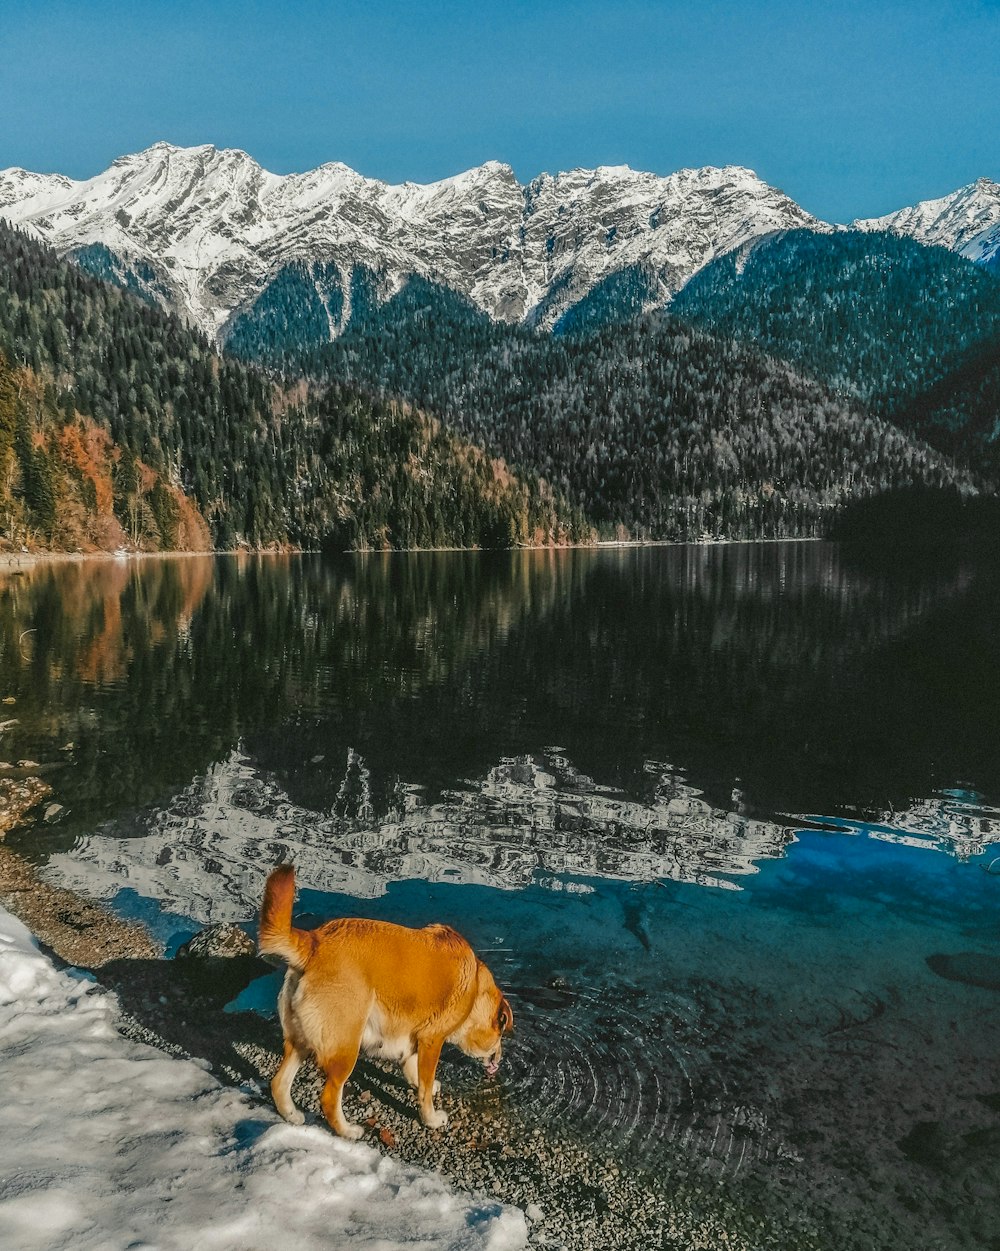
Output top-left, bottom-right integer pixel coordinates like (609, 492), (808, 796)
(279, 1107), (305, 1126)
(339, 1122), (364, 1141)
(421, 1108), (449, 1130)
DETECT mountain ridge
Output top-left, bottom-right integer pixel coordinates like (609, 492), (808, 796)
(4, 145), (997, 347)
(0, 142), (826, 339)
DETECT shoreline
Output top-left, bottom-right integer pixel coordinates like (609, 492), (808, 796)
(0, 847), (836, 1251)
(0, 533), (827, 570)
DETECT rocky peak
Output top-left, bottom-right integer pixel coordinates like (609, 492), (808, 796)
(852, 178), (1000, 267)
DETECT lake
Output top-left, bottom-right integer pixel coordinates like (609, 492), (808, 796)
(2, 543), (998, 1248)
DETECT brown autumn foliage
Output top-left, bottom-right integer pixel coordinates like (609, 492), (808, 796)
(0, 356), (213, 554)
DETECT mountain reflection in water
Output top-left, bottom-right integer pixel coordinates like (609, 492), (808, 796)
(2, 542), (999, 860)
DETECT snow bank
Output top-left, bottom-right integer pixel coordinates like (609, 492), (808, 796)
(0, 905), (526, 1251)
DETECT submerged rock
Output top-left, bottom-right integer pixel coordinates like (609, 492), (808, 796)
(176, 923), (256, 959)
(926, 952), (1000, 991)
(0, 776), (53, 836)
(898, 1121), (952, 1171)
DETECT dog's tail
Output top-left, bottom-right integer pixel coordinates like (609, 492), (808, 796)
(259, 864), (314, 972)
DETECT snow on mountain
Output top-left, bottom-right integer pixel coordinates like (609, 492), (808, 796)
(852, 178), (1000, 271)
(0, 142), (826, 339)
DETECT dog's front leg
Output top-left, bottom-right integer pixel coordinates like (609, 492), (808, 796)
(402, 1051), (440, 1097)
(416, 1036), (447, 1129)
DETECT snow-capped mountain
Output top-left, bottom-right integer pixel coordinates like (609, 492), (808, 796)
(3, 144), (996, 346)
(0, 142), (825, 340)
(852, 178), (1000, 272)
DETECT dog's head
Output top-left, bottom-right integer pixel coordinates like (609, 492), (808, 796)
(450, 961), (514, 1074)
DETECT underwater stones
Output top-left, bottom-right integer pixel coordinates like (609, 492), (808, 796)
(176, 923), (256, 959)
(925, 951), (1000, 991)
(515, 977), (577, 1009)
(0, 775), (53, 836)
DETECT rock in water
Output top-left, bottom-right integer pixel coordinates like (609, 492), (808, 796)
(176, 923), (256, 959)
(0, 776), (53, 836)
(926, 952), (1000, 991)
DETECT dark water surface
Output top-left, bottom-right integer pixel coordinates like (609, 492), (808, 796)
(2, 544), (998, 1247)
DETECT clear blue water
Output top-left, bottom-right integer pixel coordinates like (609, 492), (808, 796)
(2, 544), (998, 1246)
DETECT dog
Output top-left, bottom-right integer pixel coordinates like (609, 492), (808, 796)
(258, 863), (514, 1139)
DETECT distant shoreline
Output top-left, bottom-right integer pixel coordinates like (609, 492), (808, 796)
(0, 549), (287, 571)
(0, 535), (826, 570)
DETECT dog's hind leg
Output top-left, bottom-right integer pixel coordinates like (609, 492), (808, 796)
(316, 998), (369, 1141)
(271, 1037), (307, 1125)
(318, 1039), (365, 1140)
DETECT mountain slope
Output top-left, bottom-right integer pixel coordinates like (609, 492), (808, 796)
(669, 230), (1000, 427)
(0, 348), (210, 553)
(853, 178), (1000, 273)
(0, 143), (824, 339)
(301, 293), (973, 540)
(0, 221), (588, 551)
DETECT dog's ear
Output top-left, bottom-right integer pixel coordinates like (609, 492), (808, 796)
(497, 996), (514, 1033)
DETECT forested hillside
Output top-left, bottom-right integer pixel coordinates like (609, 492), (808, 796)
(298, 293), (971, 539)
(0, 224), (588, 551)
(669, 230), (1000, 428)
(889, 335), (1000, 470)
(1, 219), (990, 550)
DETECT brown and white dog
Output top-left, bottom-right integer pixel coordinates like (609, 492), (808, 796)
(259, 864), (514, 1139)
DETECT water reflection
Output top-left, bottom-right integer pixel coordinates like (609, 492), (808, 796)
(2, 543), (999, 860)
(802, 791), (1000, 861)
(45, 747), (801, 922)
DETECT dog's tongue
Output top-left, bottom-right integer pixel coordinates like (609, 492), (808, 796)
(485, 1057), (501, 1077)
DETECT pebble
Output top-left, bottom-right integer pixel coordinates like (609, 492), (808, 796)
(43, 803), (64, 823)
(526, 1202), (545, 1223)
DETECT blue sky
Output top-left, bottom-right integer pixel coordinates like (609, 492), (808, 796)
(2, 0), (998, 221)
